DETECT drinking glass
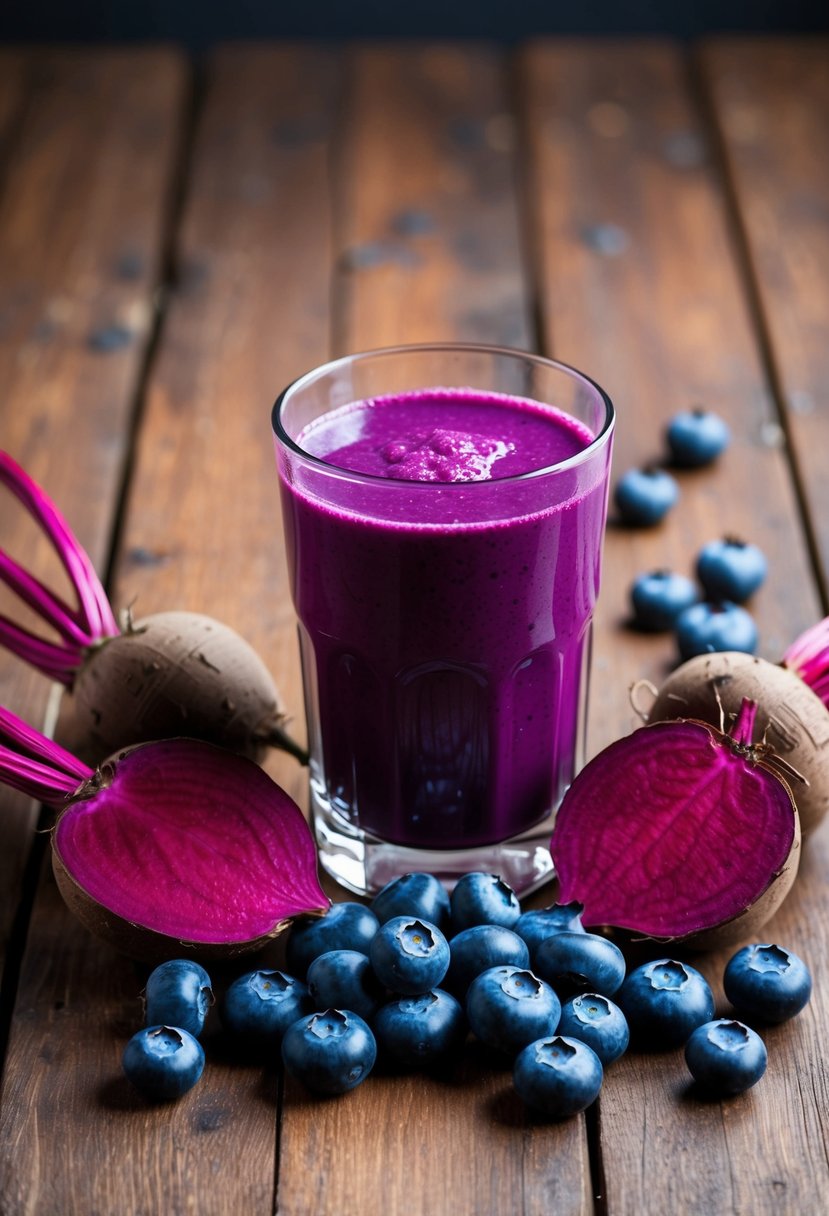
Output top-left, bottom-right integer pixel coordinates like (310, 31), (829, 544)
(273, 343), (614, 896)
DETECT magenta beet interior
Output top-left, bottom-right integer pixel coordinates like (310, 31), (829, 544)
(53, 740), (328, 943)
(551, 720), (797, 938)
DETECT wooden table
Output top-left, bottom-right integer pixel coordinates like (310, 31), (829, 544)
(0, 37), (827, 1215)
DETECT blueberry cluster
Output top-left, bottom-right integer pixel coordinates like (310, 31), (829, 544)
(614, 406), (766, 661)
(120, 875), (813, 1116)
(630, 537), (767, 659)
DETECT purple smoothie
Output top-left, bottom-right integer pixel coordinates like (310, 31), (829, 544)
(277, 387), (612, 850)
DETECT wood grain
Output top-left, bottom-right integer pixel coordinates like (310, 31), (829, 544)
(0, 47), (185, 983)
(698, 39), (829, 601)
(334, 43), (532, 354)
(520, 39), (828, 1213)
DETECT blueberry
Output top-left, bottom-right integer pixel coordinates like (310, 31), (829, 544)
(696, 537), (768, 603)
(466, 966), (561, 1057)
(374, 989), (466, 1069)
(369, 917), (450, 995)
(514, 902), (584, 965)
(286, 902), (379, 978)
(629, 570), (699, 632)
(675, 600), (758, 660)
(143, 959), (213, 1038)
(281, 1008), (377, 1094)
(307, 950), (385, 1021)
(371, 872), (450, 930)
(723, 943), (812, 1024)
(614, 467), (679, 526)
(617, 959), (715, 1048)
(513, 1035), (603, 1118)
(221, 969), (313, 1048)
(123, 1025), (205, 1102)
(450, 872), (520, 932)
(445, 924), (530, 998)
(684, 1019), (767, 1095)
(556, 993), (630, 1066)
(666, 407), (730, 467)
(533, 931), (626, 998)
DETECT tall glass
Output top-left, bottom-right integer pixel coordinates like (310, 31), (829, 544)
(273, 344), (614, 896)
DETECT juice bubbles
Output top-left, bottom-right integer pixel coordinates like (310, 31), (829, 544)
(273, 348), (614, 895)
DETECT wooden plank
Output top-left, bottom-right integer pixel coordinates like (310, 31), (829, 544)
(520, 39), (828, 1214)
(334, 43), (532, 354)
(0, 47), (185, 985)
(0, 45), (340, 1216)
(698, 38), (829, 598)
(0, 51), (28, 163)
(0, 46), (191, 1214)
(276, 44), (591, 1216)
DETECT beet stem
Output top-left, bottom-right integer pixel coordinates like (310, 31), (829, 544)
(0, 705), (93, 804)
(782, 615), (829, 708)
(0, 550), (94, 646)
(0, 617), (78, 685)
(731, 698), (758, 748)
(260, 722), (310, 767)
(0, 451), (119, 646)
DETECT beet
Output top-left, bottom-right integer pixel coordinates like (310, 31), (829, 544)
(69, 609), (303, 764)
(0, 451), (305, 764)
(0, 708), (328, 962)
(550, 700), (800, 948)
(642, 639), (829, 836)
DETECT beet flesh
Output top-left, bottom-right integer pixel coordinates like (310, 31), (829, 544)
(646, 651), (829, 836)
(550, 715), (800, 948)
(51, 738), (328, 962)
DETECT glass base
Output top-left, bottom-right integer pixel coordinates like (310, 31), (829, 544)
(311, 787), (557, 898)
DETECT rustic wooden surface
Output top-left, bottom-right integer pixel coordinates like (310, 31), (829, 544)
(0, 37), (827, 1215)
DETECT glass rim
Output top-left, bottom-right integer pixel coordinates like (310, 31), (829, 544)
(272, 342), (615, 487)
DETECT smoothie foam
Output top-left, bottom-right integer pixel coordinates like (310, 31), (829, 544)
(278, 387), (610, 850)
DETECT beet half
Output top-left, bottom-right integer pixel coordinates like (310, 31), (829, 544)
(0, 451), (305, 764)
(550, 700), (800, 949)
(0, 708), (328, 962)
(641, 627), (829, 836)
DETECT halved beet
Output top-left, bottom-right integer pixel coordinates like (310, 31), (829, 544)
(644, 650), (829, 836)
(550, 701), (800, 948)
(47, 739), (329, 962)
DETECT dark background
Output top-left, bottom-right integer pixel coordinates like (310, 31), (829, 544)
(2, 1), (828, 49)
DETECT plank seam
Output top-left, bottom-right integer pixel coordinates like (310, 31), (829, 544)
(101, 56), (205, 597)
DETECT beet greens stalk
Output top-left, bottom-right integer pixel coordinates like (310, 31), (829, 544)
(0, 452), (119, 684)
(0, 451), (307, 765)
(782, 617), (829, 705)
(0, 705), (93, 803)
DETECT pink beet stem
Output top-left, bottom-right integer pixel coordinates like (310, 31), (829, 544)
(0, 617), (80, 685)
(783, 616), (829, 707)
(731, 698), (758, 748)
(0, 705), (93, 805)
(0, 452), (120, 678)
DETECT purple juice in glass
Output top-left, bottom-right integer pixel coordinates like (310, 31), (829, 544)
(273, 346), (614, 896)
